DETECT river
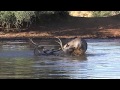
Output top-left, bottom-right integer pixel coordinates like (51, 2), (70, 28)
(0, 38), (120, 79)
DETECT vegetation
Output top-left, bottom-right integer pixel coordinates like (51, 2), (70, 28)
(0, 11), (36, 32)
(69, 11), (120, 17)
(0, 11), (120, 32)
(92, 11), (120, 17)
(0, 11), (69, 32)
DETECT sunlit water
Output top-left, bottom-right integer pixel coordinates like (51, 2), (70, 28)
(0, 39), (120, 79)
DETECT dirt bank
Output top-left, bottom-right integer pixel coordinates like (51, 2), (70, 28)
(0, 16), (120, 39)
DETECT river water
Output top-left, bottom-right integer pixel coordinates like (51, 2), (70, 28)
(0, 38), (120, 79)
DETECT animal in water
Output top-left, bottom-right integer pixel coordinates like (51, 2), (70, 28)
(55, 37), (87, 56)
(29, 38), (60, 56)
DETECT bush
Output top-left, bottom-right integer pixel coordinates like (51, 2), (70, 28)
(0, 11), (16, 28)
(0, 11), (36, 32)
(91, 11), (120, 17)
(14, 11), (35, 29)
(0, 11), (69, 32)
(92, 11), (112, 17)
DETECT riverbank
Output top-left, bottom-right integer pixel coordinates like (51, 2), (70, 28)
(0, 16), (120, 39)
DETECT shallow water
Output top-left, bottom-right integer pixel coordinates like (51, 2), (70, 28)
(0, 39), (120, 79)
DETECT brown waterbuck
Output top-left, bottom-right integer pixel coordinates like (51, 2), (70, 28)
(55, 37), (87, 56)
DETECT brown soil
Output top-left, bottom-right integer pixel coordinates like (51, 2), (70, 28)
(0, 16), (120, 39)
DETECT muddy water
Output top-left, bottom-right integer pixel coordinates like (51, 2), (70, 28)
(0, 39), (120, 79)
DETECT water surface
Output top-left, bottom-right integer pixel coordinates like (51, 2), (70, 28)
(0, 39), (120, 79)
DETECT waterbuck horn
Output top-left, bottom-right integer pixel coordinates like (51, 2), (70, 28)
(29, 38), (38, 46)
(55, 37), (64, 50)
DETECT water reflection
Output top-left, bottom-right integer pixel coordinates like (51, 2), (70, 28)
(0, 39), (120, 79)
(0, 57), (34, 79)
(31, 54), (88, 79)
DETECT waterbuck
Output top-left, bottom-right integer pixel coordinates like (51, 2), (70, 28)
(55, 37), (87, 56)
(29, 38), (60, 56)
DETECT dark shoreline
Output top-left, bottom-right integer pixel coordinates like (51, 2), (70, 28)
(0, 36), (120, 41)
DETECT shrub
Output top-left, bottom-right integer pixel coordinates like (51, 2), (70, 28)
(0, 11), (69, 32)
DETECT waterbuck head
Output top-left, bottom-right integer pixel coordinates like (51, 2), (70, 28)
(55, 37), (76, 54)
(55, 37), (87, 55)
